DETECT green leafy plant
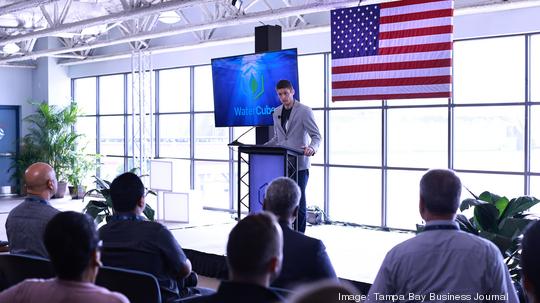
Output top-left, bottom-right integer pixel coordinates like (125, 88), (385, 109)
(82, 168), (156, 224)
(456, 190), (540, 282)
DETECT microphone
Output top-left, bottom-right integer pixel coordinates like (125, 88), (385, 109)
(228, 126), (255, 146)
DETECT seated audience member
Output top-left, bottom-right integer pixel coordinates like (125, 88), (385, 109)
(288, 279), (360, 303)
(99, 172), (194, 303)
(185, 212), (284, 303)
(263, 177), (337, 289)
(0, 211), (129, 303)
(6, 162), (60, 257)
(365, 169), (518, 303)
(522, 220), (540, 303)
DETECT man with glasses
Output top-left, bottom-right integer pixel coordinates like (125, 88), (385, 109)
(99, 172), (197, 302)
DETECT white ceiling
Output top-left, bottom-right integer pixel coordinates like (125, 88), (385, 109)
(0, 0), (538, 67)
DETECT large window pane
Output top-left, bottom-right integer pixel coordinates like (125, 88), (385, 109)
(531, 106), (540, 173)
(528, 176), (540, 216)
(76, 117), (97, 154)
(298, 54), (325, 108)
(159, 114), (190, 158)
(458, 172), (523, 199)
(454, 36), (525, 103)
(126, 115), (155, 157)
(159, 68), (190, 113)
(306, 166), (324, 210)
(454, 106), (524, 172)
(531, 34), (540, 102)
(194, 113), (228, 160)
(387, 107), (447, 168)
(194, 161), (229, 209)
(99, 116), (124, 156)
(99, 156), (125, 181)
(194, 65), (214, 112)
(387, 170), (425, 230)
(99, 75), (124, 115)
(386, 98), (448, 106)
(329, 109), (381, 166)
(170, 159), (191, 191)
(74, 77), (96, 114)
(329, 167), (381, 226)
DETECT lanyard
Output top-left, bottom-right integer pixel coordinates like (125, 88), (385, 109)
(423, 224), (459, 232)
(109, 214), (146, 222)
(26, 196), (49, 205)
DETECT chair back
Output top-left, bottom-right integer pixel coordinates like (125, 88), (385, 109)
(0, 254), (55, 291)
(96, 265), (162, 303)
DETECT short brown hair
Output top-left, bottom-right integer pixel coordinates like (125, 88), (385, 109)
(276, 79), (293, 90)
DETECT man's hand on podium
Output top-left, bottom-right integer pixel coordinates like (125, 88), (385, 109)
(302, 146), (315, 156)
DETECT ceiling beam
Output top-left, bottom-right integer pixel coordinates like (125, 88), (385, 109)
(0, 0), (219, 46)
(0, 0), (61, 16)
(0, 0), (360, 63)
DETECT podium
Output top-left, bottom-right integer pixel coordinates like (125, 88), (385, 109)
(237, 144), (302, 220)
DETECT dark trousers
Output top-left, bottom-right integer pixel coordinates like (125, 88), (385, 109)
(297, 169), (309, 233)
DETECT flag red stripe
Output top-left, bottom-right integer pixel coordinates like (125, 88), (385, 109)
(378, 42), (452, 55)
(332, 75), (451, 88)
(380, 25), (453, 39)
(380, 9), (453, 24)
(332, 91), (451, 101)
(332, 59), (451, 74)
(381, 0), (448, 9)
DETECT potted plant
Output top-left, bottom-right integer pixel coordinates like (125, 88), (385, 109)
(82, 168), (156, 224)
(456, 190), (539, 301)
(15, 101), (81, 197)
(67, 153), (97, 199)
(9, 138), (45, 195)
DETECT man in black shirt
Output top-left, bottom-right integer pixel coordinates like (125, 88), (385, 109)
(99, 172), (193, 303)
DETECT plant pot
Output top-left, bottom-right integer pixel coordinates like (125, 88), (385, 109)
(53, 181), (68, 199)
(69, 185), (86, 199)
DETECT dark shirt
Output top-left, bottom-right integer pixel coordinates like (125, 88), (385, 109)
(183, 281), (283, 303)
(271, 221), (337, 289)
(99, 218), (188, 303)
(280, 106), (292, 132)
(6, 196), (59, 258)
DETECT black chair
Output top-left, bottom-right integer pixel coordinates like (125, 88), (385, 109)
(0, 254), (55, 291)
(95, 265), (162, 303)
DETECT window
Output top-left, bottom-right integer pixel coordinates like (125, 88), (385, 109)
(159, 68), (190, 113)
(298, 54), (325, 108)
(74, 77), (96, 115)
(99, 75), (124, 115)
(159, 114), (190, 158)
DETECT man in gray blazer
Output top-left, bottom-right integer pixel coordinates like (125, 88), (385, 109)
(265, 79), (321, 233)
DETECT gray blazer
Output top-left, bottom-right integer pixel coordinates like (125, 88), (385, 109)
(266, 100), (321, 170)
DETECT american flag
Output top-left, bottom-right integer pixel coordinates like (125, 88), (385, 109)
(331, 0), (453, 101)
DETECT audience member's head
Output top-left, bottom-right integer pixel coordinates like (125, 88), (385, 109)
(110, 172), (145, 214)
(263, 177), (301, 223)
(276, 79), (294, 91)
(419, 169), (462, 220)
(288, 279), (360, 303)
(24, 162), (57, 200)
(226, 212), (283, 286)
(44, 211), (102, 282)
(522, 220), (540, 303)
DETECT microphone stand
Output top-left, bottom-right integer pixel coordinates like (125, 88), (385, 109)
(228, 126), (256, 146)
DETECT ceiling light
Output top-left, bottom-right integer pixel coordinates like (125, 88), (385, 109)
(0, 14), (19, 28)
(2, 43), (20, 54)
(158, 11), (181, 24)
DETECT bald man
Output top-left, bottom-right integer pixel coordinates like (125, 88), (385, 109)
(6, 162), (60, 257)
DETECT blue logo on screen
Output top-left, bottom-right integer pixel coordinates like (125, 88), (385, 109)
(241, 65), (264, 101)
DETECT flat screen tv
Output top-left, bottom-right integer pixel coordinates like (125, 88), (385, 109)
(211, 48), (299, 127)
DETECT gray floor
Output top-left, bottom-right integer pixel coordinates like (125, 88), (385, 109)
(0, 195), (413, 284)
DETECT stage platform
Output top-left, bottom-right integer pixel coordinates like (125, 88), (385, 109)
(0, 196), (414, 291)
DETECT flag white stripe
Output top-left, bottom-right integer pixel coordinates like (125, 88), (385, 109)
(380, 1), (453, 17)
(379, 17), (452, 32)
(332, 67), (450, 82)
(332, 84), (451, 96)
(332, 50), (451, 67)
(379, 34), (452, 47)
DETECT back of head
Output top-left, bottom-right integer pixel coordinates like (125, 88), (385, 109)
(289, 279), (360, 303)
(24, 162), (57, 196)
(44, 211), (99, 280)
(276, 79), (293, 90)
(227, 212), (282, 278)
(264, 177), (301, 219)
(419, 169), (461, 215)
(110, 172), (144, 212)
(522, 220), (540, 301)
